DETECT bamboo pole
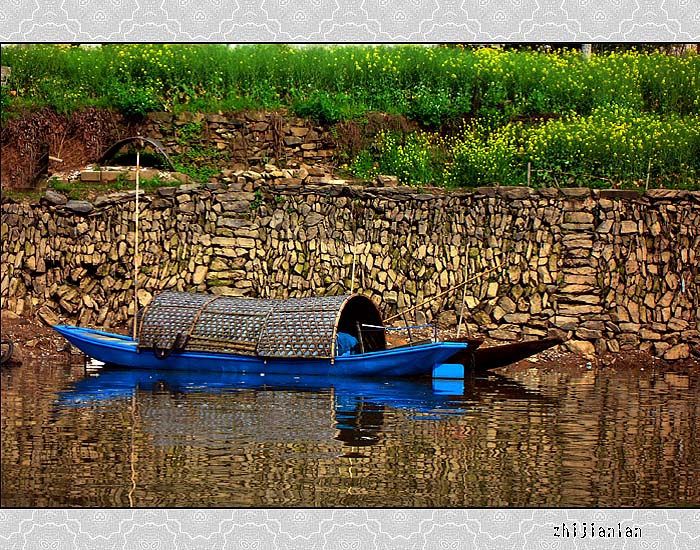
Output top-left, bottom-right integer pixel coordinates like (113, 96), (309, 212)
(350, 240), (357, 294)
(132, 150), (140, 341)
(645, 158), (652, 191)
(384, 263), (501, 323)
(456, 277), (469, 339)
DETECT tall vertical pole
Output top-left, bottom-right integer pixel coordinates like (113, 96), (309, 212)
(132, 150), (140, 341)
(350, 241), (357, 294)
(456, 274), (468, 339)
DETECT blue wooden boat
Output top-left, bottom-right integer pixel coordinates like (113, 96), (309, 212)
(53, 291), (468, 378)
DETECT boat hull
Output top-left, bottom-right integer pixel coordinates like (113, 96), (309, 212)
(53, 325), (468, 378)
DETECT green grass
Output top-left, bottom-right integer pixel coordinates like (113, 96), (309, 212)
(3, 44), (698, 124)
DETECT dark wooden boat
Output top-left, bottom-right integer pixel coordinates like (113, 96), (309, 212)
(448, 337), (564, 371)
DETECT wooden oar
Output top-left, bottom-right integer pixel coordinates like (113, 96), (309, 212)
(384, 263), (501, 323)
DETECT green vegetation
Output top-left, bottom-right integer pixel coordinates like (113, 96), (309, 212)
(167, 120), (226, 182)
(2, 44), (698, 189)
(46, 174), (167, 200)
(171, 146), (227, 183)
(353, 107), (700, 189)
(5, 44), (698, 122)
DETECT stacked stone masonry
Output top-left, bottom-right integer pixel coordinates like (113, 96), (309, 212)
(2, 171), (699, 360)
(143, 111), (336, 167)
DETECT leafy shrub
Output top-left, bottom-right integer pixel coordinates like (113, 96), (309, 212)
(171, 145), (227, 182)
(446, 123), (523, 187)
(1, 87), (12, 124)
(347, 149), (379, 181)
(291, 91), (354, 125)
(105, 81), (161, 118)
(405, 86), (454, 128)
(372, 131), (445, 187)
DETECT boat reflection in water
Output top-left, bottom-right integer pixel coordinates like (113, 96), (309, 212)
(56, 364), (549, 451)
(12, 357), (695, 508)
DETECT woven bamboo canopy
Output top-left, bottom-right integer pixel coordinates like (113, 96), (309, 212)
(137, 291), (386, 359)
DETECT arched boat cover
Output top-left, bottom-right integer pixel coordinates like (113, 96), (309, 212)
(137, 291), (386, 358)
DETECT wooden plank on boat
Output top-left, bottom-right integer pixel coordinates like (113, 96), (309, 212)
(448, 337), (563, 371)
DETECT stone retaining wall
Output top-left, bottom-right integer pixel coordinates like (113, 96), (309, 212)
(142, 110), (337, 167)
(2, 172), (699, 360)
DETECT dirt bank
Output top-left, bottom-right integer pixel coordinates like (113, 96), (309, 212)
(2, 310), (697, 375)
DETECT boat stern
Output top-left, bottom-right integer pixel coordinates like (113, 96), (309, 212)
(432, 362), (465, 379)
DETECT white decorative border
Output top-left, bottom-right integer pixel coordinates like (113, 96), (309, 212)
(1, 1), (698, 42)
(2, 1), (700, 547)
(1, 509), (700, 548)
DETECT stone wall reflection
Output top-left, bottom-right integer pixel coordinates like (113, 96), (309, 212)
(2, 361), (698, 507)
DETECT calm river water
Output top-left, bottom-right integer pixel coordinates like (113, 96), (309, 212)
(2, 357), (698, 507)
